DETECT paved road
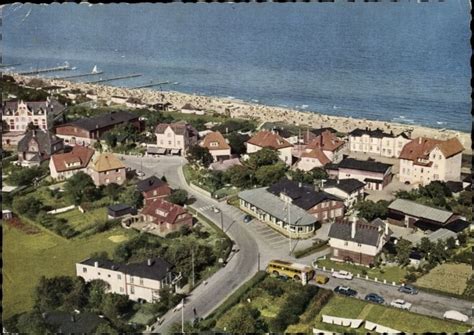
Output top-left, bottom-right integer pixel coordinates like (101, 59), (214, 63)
(315, 273), (473, 324)
(119, 155), (473, 331)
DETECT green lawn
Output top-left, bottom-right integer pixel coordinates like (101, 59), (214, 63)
(56, 207), (108, 233)
(3, 222), (136, 319)
(416, 263), (472, 295)
(316, 258), (407, 283)
(307, 295), (469, 333)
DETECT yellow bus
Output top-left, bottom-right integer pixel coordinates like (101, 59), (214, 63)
(266, 260), (315, 284)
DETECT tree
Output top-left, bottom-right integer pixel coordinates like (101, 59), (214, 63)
(12, 195), (43, 219)
(93, 141), (103, 152)
(87, 280), (110, 311)
(223, 165), (253, 188)
(428, 240), (448, 264)
(35, 276), (81, 312)
(64, 172), (98, 205)
(101, 293), (131, 321)
(167, 189), (188, 206)
(288, 169), (313, 184)
(104, 132), (118, 148)
(418, 237), (434, 256)
(187, 145), (213, 168)
(255, 162), (287, 186)
(245, 148), (279, 170)
(27, 121), (39, 130)
(218, 305), (260, 333)
(226, 133), (248, 155)
(95, 322), (119, 334)
(446, 236), (457, 250)
(16, 310), (55, 334)
(8, 166), (44, 186)
(103, 183), (123, 201)
(395, 238), (412, 266)
(119, 187), (144, 209)
(310, 167), (328, 180)
(354, 200), (388, 221)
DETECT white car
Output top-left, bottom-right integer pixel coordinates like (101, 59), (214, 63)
(173, 301), (184, 312)
(331, 270), (353, 280)
(390, 299), (412, 310)
(443, 310), (469, 323)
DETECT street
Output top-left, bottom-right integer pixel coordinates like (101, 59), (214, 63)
(119, 154), (473, 331)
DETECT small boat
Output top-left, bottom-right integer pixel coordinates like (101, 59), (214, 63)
(91, 65), (99, 74)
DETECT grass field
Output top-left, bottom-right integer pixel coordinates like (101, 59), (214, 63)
(304, 295), (469, 333)
(416, 263), (472, 295)
(3, 222), (136, 319)
(56, 207), (107, 233)
(316, 258), (407, 283)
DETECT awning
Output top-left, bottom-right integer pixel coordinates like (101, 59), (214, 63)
(364, 178), (382, 183)
(171, 149), (181, 155)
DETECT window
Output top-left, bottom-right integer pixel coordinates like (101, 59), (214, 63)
(357, 243), (362, 247)
(108, 274), (111, 278)
(98, 272), (101, 276)
(130, 277), (134, 283)
(344, 241), (348, 246)
(130, 286), (135, 294)
(120, 287), (124, 293)
(117, 274), (121, 279)
(140, 279), (144, 285)
(168, 141), (172, 145)
(83, 267), (87, 273)
(153, 190), (157, 196)
(177, 141), (180, 145)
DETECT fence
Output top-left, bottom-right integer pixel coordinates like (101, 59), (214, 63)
(47, 205), (76, 215)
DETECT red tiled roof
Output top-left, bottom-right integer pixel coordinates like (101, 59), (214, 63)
(301, 148), (331, 165)
(306, 130), (345, 152)
(50, 146), (95, 172)
(399, 137), (464, 161)
(141, 199), (190, 225)
(247, 130), (293, 149)
(201, 131), (230, 151)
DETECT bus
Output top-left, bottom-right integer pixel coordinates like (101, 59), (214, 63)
(266, 260), (315, 285)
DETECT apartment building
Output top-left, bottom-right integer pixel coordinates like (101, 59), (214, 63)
(154, 121), (199, 156)
(398, 137), (464, 186)
(348, 128), (410, 158)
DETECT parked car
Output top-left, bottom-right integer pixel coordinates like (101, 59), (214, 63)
(315, 274), (329, 284)
(136, 170), (145, 177)
(334, 286), (357, 297)
(398, 285), (418, 295)
(331, 270), (353, 280)
(443, 310), (469, 323)
(390, 299), (412, 310)
(243, 215), (252, 223)
(173, 301), (184, 312)
(364, 293), (384, 304)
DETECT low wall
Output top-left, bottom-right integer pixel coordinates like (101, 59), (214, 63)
(189, 181), (213, 198)
(47, 205), (76, 215)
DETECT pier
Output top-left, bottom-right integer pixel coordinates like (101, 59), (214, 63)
(85, 73), (142, 84)
(129, 81), (171, 89)
(18, 64), (72, 75)
(56, 71), (104, 80)
(0, 63), (21, 68)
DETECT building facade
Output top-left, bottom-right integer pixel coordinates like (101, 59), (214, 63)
(87, 152), (126, 186)
(76, 258), (176, 303)
(17, 129), (64, 167)
(398, 137), (464, 186)
(141, 198), (193, 235)
(348, 128), (410, 158)
(155, 122), (199, 156)
(200, 131), (231, 162)
(49, 146), (95, 180)
(322, 179), (366, 208)
(136, 176), (172, 205)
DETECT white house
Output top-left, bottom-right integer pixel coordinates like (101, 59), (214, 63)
(154, 122), (199, 156)
(322, 178), (366, 208)
(328, 217), (391, 266)
(200, 131), (231, 162)
(76, 257), (177, 303)
(398, 137), (464, 186)
(181, 103), (205, 115)
(348, 128), (410, 158)
(246, 130), (293, 166)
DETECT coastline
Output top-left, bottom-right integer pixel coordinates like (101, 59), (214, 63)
(10, 74), (472, 154)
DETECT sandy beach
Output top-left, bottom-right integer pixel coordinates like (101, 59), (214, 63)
(12, 74), (472, 154)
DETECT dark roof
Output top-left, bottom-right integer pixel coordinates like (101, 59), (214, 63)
(338, 158), (392, 174)
(348, 128), (400, 139)
(80, 257), (173, 281)
(325, 163), (339, 171)
(155, 121), (198, 137)
(17, 129), (63, 156)
(328, 218), (388, 246)
(323, 178), (366, 194)
(43, 311), (105, 334)
(445, 218), (470, 233)
(462, 174), (472, 183)
(136, 176), (167, 193)
(413, 220), (440, 232)
(108, 204), (132, 212)
(446, 181), (464, 194)
(310, 127), (337, 136)
(267, 179), (342, 210)
(61, 111), (138, 131)
(409, 249), (423, 260)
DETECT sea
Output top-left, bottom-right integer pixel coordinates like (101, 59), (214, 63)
(1, 2), (471, 132)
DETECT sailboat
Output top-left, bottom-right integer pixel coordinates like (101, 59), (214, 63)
(91, 65), (99, 74)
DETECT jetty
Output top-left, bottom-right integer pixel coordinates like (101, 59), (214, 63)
(129, 81), (171, 89)
(0, 63), (21, 68)
(85, 73), (142, 84)
(18, 64), (72, 75)
(56, 71), (104, 80)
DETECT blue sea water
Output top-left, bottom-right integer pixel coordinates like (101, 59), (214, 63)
(2, 2), (471, 132)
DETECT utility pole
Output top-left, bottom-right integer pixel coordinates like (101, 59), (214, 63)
(181, 298), (184, 333)
(288, 200), (292, 255)
(220, 211), (224, 231)
(191, 248), (195, 288)
(257, 252), (260, 271)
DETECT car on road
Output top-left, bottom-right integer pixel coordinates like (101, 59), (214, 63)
(315, 274), (329, 284)
(364, 293), (384, 304)
(334, 286), (357, 297)
(390, 299), (412, 310)
(443, 310), (469, 323)
(243, 215), (252, 223)
(173, 301), (184, 312)
(136, 170), (145, 177)
(398, 284), (418, 295)
(331, 270), (353, 280)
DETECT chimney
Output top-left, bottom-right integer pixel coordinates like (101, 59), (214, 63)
(147, 259), (153, 266)
(384, 222), (389, 235)
(351, 217), (357, 239)
(418, 138), (422, 144)
(94, 261), (99, 268)
(314, 184), (320, 192)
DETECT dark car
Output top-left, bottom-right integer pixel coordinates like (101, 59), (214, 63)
(334, 286), (357, 297)
(365, 293), (385, 304)
(398, 285), (418, 295)
(243, 215), (252, 223)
